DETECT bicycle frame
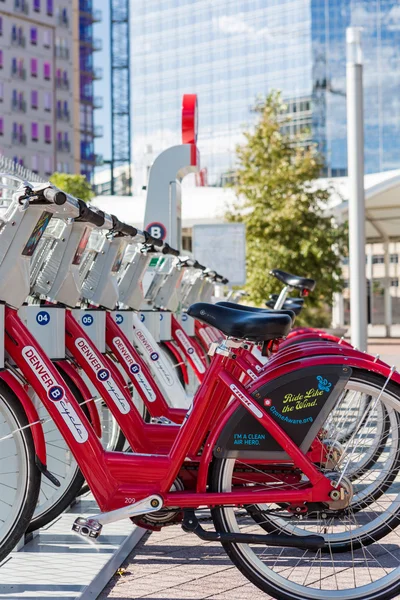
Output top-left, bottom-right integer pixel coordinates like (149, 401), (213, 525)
(105, 313), (186, 423)
(171, 315), (207, 381)
(8, 304), (382, 514)
(64, 310), (179, 453)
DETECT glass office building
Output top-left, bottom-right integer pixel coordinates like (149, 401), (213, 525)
(131, 1), (400, 186)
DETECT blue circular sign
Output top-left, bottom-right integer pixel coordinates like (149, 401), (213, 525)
(36, 310), (50, 326)
(159, 313), (163, 321)
(115, 313), (124, 325)
(140, 314), (145, 322)
(188, 347), (194, 355)
(130, 364), (140, 374)
(97, 368), (110, 381)
(146, 222), (167, 241)
(82, 314), (94, 326)
(48, 385), (64, 402)
(150, 352), (159, 361)
(182, 314), (188, 322)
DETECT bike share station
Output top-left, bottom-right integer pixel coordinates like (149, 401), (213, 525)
(0, 97), (206, 599)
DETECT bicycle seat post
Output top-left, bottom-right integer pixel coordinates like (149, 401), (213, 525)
(274, 285), (291, 310)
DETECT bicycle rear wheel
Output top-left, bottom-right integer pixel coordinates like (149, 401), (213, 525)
(0, 380), (40, 560)
(210, 370), (400, 599)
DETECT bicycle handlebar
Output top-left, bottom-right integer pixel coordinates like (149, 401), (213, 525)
(161, 243), (180, 257)
(19, 182), (229, 282)
(111, 215), (138, 238)
(43, 188), (68, 205)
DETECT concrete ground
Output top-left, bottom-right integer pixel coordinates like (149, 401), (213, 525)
(98, 523), (273, 600)
(99, 337), (400, 600)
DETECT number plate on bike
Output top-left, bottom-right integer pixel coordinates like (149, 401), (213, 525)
(215, 365), (352, 459)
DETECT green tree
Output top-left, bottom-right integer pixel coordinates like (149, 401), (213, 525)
(50, 172), (94, 203)
(228, 92), (347, 327)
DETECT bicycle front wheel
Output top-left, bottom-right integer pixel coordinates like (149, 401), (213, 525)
(0, 380), (40, 561)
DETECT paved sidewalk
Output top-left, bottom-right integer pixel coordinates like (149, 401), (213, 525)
(98, 523), (273, 600)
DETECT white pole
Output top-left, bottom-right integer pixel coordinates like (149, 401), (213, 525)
(346, 27), (367, 350)
(384, 240), (392, 337)
(367, 243), (373, 325)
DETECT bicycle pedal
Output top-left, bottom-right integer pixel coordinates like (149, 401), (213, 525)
(72, 516), (102, 539)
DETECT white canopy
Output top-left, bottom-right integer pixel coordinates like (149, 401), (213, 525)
(92, 186), (236, 229)
(325, 169), (400, 242)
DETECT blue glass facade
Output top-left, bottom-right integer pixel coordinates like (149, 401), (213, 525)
(131, 0), (400, 185)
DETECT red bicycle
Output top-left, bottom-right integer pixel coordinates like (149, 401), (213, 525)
(2, 182), (400, 600)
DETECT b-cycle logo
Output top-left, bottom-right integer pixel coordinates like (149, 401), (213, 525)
(134, 329), (174, 387)
(21, 346), (88, 443)
(48, 385), (64, 401)
(113, 337), (156, 402)
(75, 338), (131, 414)
(175, 329), (206, 374)
(229, 384), (263, 418)
(97, 368), (110, 382)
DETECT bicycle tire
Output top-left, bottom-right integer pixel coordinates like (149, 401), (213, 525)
(0, 380), (41, 561)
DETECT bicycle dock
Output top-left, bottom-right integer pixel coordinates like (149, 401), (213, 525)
(0, 494), (145, 599)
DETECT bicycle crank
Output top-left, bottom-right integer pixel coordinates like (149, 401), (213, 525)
(72, 494), (163, 539)
(182, 510), (325, 551)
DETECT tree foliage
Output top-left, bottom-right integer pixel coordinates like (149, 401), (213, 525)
(228, 92), (347, 327)
(50, 172), (94, 203)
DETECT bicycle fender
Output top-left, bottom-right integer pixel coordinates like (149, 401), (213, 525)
(0, 369), (47, 467)
(163, 340), (189, 385)
(55, 359), (102, 438)
(281, 332), (352, 348)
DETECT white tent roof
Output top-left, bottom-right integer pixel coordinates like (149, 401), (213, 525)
(323, 169), (400, 242)
(92, 186), (236, 229)
(93, 169), (400, 241)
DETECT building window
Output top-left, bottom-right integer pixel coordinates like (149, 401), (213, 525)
(31, 155), (39, 173)
(33, 0), (40, 11)
(44, 91), (51, 111)
(30, 27), (37, 45)
(44, 124), (51, 143)
(391, 279), (399, 287)
(43, 30), (51, 48)
(390, 254), (398, 264)
(31, 89), (38, 109)
(31, 122), (38, 141)
(31, 58), (37, 77)
(46, 0), (53, 15)
(44, 156), (52, 175)
(44, 62), (51, 80)
(372, 255), (385, 264)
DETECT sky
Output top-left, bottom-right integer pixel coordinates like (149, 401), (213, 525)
(93, 0), (111, 167)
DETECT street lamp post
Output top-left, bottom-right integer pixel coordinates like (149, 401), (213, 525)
(346, 27), (367, 350)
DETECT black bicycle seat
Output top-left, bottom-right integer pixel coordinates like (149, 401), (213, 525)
(216, 301), (296, 323)
(270, 269), (316, 292)
(187, 303), (292, 342)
